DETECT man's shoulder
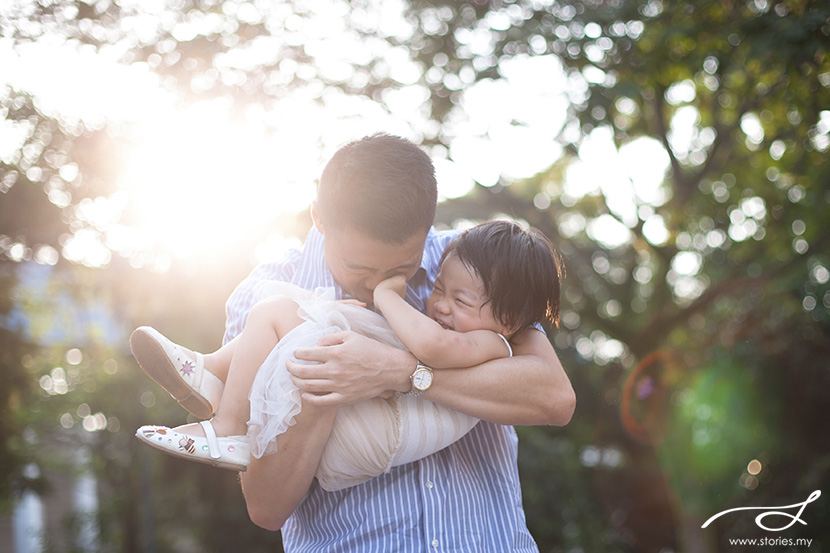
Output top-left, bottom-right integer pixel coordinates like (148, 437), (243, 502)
(248, 227), (321, 276)
(425, 226), (459, 251)
(421, 226), (459, 267)
(427, 226), (460, 240)
(230, 229), (318, 295)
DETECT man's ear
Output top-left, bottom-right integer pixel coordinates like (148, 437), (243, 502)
(310, 201), (325, 235)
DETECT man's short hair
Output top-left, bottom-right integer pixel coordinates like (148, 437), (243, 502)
(442, 220), (564, 332)
(317, 134), (437, 244)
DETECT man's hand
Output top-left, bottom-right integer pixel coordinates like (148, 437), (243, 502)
(287, 330), (414, 406)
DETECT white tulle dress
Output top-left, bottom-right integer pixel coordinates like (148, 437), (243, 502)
(246, 282), (480, 492)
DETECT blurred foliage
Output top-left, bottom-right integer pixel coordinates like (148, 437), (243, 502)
(1, 0), (408, 113)
(1, 0), (829, 552)
(425, 1), (830, 551)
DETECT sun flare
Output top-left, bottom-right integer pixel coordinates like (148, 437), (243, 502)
(119, 102), (317, 262)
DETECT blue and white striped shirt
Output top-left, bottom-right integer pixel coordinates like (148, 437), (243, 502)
(225, 227), (539, 552)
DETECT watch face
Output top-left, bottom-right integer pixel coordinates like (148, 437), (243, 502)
(413, 368), (433, 391)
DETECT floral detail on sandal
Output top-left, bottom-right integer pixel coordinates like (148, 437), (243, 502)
(179, 359), (196, 377)
(130, 327), (223, 419)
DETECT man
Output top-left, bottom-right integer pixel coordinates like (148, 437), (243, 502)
(226, 134), (575, 551)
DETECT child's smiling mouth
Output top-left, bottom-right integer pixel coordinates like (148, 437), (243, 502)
(435, 318), (453, 331)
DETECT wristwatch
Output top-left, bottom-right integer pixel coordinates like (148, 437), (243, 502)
(405, 361), (434, 397)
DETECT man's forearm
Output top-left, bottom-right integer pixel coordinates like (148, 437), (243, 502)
(289, 328), (575, 426)
(420, 329), (575, 426)
(240, 403), (338, 531)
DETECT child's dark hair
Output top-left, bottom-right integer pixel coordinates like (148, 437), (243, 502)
(441, 220), (564, 332)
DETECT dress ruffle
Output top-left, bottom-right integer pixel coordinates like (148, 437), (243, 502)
(247, 283), (406, 459)
(246, 281), (479, 491)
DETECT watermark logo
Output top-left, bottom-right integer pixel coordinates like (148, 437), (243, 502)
(701, 490), (821, 532)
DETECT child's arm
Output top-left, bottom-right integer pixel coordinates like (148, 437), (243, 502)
(373, 276), (510, 369)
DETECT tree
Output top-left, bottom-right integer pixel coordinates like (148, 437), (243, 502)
(407, 0), (830, 551)
(1, 2), (329, 549)
(2, 0), (829, 551)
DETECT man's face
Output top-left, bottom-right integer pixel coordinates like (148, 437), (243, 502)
(322, 226), (428, 305)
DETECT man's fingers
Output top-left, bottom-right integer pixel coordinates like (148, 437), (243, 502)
(287, 362), (344, 394)
(301, 392), (344, 407)
(290, 374), (335, 393)
(291, 346), (330, 363)
(316, 331), (349, 347)
(286, 359), (327, 378)
(291, 332), (349, 362)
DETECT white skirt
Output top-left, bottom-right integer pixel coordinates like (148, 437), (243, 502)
(247, 282), (479, 491)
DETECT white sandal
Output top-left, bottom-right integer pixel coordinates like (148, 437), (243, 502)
(136, 421), (250, 472)
(130, 326), (224, 419)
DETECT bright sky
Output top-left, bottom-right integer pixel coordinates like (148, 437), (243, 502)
(0, 3), (671, 271)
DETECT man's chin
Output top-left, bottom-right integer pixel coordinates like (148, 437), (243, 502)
(349, 292), (374, 306)
(339, 286), (368, 304)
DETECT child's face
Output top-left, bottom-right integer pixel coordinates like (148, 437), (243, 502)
(426, 253), (509, 336)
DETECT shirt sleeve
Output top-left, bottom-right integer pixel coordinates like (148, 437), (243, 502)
(223, 248), (301, 344)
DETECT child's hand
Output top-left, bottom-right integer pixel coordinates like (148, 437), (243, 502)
(374, 275), (407, 299)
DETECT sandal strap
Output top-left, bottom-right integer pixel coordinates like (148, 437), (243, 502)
(197, 357), (224, 412)
(200, 420), (221, 460)
(190, 351), (206, 388)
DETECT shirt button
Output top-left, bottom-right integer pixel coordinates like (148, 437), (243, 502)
(431, 539), (439, 548)
(425, 480), (434, 489)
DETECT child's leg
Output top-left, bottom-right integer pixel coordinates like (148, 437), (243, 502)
(135, 296), (307, 470)
(208, 297), (304, 436)
(204, 339), (235, 382)
(165, 296), (305, 438)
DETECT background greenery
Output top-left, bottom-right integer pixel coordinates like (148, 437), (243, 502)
(2, 1), (829, 552)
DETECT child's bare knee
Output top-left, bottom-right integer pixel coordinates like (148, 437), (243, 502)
(247, 296), (297, 329)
